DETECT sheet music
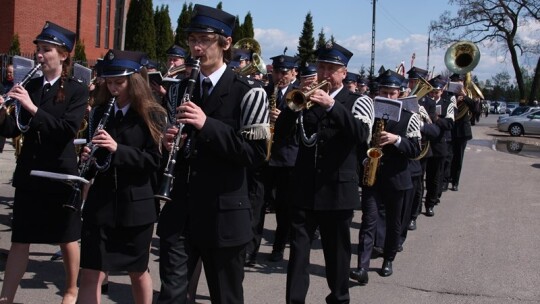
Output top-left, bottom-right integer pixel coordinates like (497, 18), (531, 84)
(374, 96), (402, 122)
(12, 55), (39, 83)
(399, 95), (419, 113)
(73, 63), (93, 86)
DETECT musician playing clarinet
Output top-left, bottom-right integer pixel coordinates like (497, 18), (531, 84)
(76, 49), (166, 304)
(156, 5), (270, 303)
(0, 22), (88, 304)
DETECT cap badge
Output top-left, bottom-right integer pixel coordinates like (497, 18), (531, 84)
(325, 42), (333, 49)
(108, 52), (115, 60)
(43, 22), (50, 29)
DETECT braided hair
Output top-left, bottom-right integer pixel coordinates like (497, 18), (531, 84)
(54, 45), (72, 103)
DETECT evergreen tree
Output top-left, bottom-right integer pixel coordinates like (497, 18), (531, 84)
(154, 4), (174, 63)
(174, 2), (193, 49)
(73, 39), (87, 65)
(242, 12), (254, 38)
(125, 0), (157, 59)
(297, 12), (315, 67)
(316, 28), (326, 50)
(8, 33), (21, 55)
(232, 16), (243, 43)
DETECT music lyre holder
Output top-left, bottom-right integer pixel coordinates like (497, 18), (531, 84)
(30, 170), (89, 211)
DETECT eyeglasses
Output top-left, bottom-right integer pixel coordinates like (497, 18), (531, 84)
(187, 36), (218, 47)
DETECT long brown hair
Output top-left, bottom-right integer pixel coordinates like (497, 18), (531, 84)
(54, 45), (72, 103)
(94, 73), (167, 147)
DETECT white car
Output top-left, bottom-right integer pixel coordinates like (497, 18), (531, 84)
(497, 109), (540, 136)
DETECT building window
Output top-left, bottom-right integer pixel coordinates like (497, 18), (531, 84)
(104, 0), (111, 48)
(114, 0), (125, 49)
(96, 0), (102, 47)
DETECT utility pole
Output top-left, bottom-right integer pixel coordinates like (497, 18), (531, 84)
(370, 0), (377, 77)
(426, 28), (431, 77)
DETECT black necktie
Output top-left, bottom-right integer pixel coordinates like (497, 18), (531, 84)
(114, 110), (123, 126)
(201, 78), (212, 103)
(41, 83), (51, 99)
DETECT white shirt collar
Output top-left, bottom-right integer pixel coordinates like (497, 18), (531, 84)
(200, 63), (227, 90)
(114, 102), (131, 116)
(43, 76), (60, 87)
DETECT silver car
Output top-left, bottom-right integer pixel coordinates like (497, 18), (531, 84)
(497, 109), (540, 136)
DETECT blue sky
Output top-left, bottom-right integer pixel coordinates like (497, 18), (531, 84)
(155, 0), (540, 83)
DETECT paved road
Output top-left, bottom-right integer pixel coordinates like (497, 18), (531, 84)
(1, 114), (539, 303)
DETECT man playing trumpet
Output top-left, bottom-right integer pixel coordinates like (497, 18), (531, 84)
(275, 42), (374, 303)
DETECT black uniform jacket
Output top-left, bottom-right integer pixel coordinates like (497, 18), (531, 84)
(452, 96), (477, 140)
(426, 96), (454, 157)
(275, 88), (371, 210)
(0, 76), (88, 193)
(265, 82), (299, 167)
(82, 105), (162, 227)
(157, 68), (268, 248)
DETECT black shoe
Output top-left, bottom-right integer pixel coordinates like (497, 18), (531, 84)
(451, 184), (459, 191)
(425, 207), (435, 217)
(371, 246), (383, 259)
(101, 283), (109, 294)
(407, 219), (417, 231)
(350, 268), (369, 285)
(245, 253), (257, 267)
(50, 251), (63, 261)
(267, 250), (283, 262)
(381, 260), (393, 277)
(442, 182), (449, 192)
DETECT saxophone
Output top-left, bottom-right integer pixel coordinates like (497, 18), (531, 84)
(362, 118), (386, 187)
(266, 85), (278, 161)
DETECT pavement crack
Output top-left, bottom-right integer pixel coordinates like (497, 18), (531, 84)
(398, 284), (538, 302)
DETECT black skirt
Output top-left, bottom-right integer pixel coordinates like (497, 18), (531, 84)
(11, 188), (82, 244)
(80, 221), (154, 272)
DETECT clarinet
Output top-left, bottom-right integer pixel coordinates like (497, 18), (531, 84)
(63, 96), (116, 211)
(154, 58), (201, 202)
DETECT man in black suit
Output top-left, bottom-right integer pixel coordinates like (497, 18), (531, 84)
(156, 5), (269, 303)
(424, 75), (455, 216)
(351, 69), (421, 285)
(264, 54), (300, 263)
(279, 42), (373, 303)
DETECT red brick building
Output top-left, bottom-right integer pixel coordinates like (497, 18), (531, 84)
(0, 0), (131, 65)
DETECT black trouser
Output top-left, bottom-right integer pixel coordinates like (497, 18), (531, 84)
(158, 236), (189, 304)
(245, 166), (266, 258)
(442, 142), (453, 191)
(357, 186), (405, 268)
(400, 173), (421, 246)
(451, 138), (468, 186)
(266, 166), (295, 253)
(425, 156), (445, 208)
(287, 208), (353, 304)
(410, 159), (427, 220)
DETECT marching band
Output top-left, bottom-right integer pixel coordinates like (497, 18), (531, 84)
(0, 4), (485, 304)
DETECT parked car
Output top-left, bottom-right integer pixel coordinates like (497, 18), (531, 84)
(497, 109), (540, 136)
(505, 103), (518, 114)
(497, 106), (540, 123)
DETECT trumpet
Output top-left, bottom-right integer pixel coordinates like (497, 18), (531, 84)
(165, 64), (186, 78)
(286, 80), (329, 112)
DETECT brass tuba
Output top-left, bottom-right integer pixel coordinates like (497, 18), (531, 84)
(410, 76), (433, 100)
(444, 41), (484, 99)
(237, 53), (267, 76)
(286, 80), (330, 112)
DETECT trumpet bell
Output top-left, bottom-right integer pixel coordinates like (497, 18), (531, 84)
(286, 80), (329, 112)
(444, 41), (480, 75)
